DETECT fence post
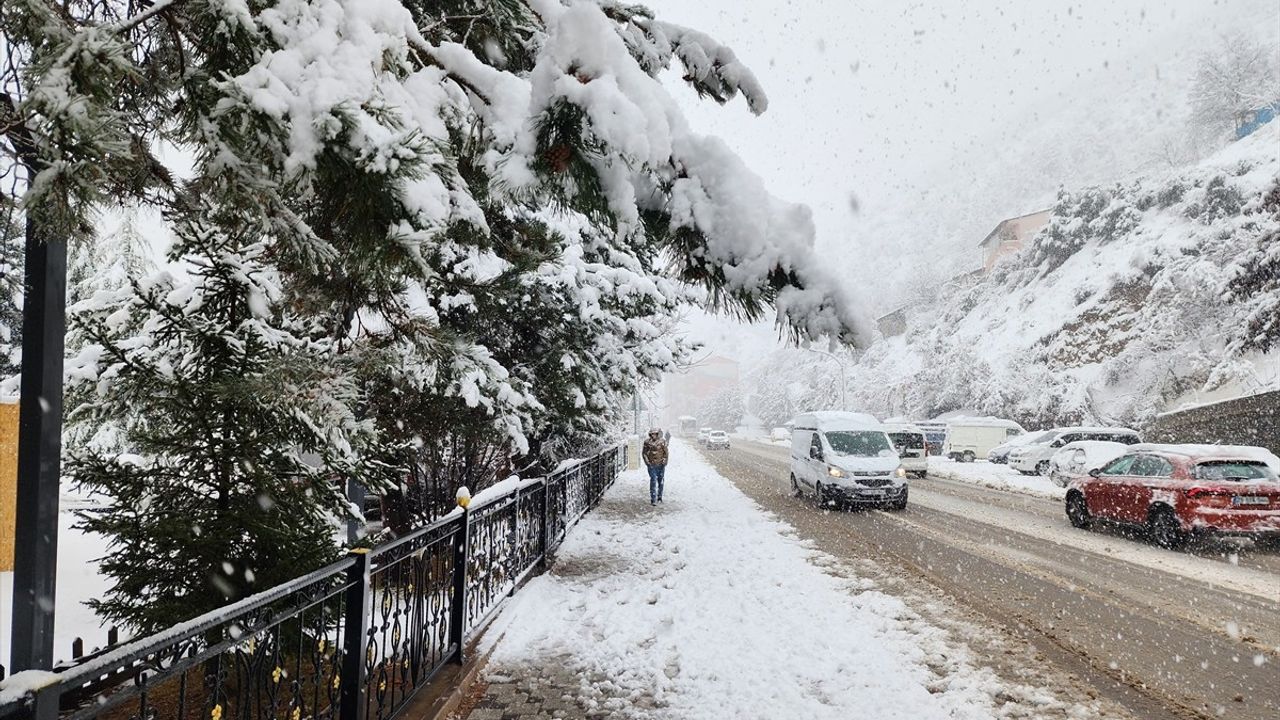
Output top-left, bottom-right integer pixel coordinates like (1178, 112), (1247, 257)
(594, 456), (604, 502)
(339, 549), (372, 720)
(25, 675), (60, 720)
(538, 478), (550, 569)
(593, 457), (602, 501)
(449, 507), (470, 665)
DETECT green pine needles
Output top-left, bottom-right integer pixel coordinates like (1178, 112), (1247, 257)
(3, 0), (866, 633)
(67, 208), (382, 633)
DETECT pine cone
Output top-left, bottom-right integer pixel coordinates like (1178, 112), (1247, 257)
(545, 143), (572, 174)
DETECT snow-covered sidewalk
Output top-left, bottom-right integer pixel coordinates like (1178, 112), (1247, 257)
(465, 441), (1041, 719)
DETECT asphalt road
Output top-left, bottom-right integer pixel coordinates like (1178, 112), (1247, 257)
(699, 440), (1280, 720)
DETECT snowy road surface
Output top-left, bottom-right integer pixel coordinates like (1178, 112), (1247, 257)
(700, 441), (1280, 720)
(470, 440), (1129, 719)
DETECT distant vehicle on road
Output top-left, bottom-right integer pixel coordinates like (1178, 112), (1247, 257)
(697, 427), (712, 445)
(1008, 427), (1141, 476)
(988, 430), (1046, 464)
(1065, 444), (1280, 549)
(883, 423), (928, 478)
(943, 417), (1025, 462)
(770, 427), (790, 442)
(913, 420), (948, 456)
(706, 430), (731, 449)
(790, 411), (908, 510)
(678, 416), (698, 436)
(1048, 440), (1130, 488)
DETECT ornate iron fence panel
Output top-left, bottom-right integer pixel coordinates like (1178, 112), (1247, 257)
(25, 558), (357, 720)
(0, 444), (625, 720)
(363, 518), (461, 720)
(461, 490), (520, 634)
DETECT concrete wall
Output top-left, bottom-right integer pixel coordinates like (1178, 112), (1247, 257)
(1144, 390), (1280, 456)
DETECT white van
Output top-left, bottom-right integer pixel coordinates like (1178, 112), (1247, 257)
(883, 423), (929, 477)
(943, 417), (1025, 462)
(790, 411), (908, 510)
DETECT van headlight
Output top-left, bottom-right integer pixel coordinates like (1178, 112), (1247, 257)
(828, 466), (845, 478)
(895, 466), (907, 478)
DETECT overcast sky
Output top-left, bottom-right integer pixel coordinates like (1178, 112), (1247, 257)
(647, 0), (1279, 368)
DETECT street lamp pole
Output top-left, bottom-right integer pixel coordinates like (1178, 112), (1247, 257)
(806, 348), (848, 410)
(10, 214), (67, 672)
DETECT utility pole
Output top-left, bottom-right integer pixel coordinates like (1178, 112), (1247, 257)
(632, 390), (639, 436)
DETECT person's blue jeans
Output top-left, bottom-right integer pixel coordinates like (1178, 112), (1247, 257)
(647, 464), (666, 502)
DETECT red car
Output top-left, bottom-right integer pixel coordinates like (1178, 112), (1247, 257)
(1064, 444), (1280, 549)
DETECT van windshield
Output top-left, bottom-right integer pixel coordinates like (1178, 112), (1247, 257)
(825, 431), (894, 458)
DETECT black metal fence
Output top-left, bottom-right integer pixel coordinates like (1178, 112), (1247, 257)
(0, 445), (625, 720)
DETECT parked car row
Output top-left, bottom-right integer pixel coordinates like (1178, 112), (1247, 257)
(1064, 444), (1280, 549)
(1008, 427), (1142, 475)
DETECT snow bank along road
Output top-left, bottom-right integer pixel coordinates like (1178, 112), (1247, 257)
(478, 441), (1131, 719)
(704, 440), (1280, 720)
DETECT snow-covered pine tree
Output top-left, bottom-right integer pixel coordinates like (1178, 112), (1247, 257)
(0, 195), (22, 377)
(9, 0), (875, 622)
(65, 205), (381, 633)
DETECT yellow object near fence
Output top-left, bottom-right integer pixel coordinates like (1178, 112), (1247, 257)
(0, 400), (17, 572)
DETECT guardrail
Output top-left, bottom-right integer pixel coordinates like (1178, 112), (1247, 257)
(0, 445), (626, 720)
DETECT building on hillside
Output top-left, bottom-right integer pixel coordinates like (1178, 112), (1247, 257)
(978, 209), (1051, 272)
(877, 307), (907, 338)
(663, 355), (740, 427)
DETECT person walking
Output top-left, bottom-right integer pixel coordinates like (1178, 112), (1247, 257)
(643, 429), (669, 505)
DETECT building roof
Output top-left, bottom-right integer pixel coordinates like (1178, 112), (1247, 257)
(978, 208), (1053, 247)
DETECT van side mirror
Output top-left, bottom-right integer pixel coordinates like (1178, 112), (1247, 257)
(1088, 468), (1101, 479)
(810, 446), (822, 460)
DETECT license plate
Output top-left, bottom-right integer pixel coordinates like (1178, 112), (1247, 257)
(1232, 496), (1269, 506)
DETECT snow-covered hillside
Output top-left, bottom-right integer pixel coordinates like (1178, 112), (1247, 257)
(836, 123), (1280, 427)
(843, 0), (1280, 312)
